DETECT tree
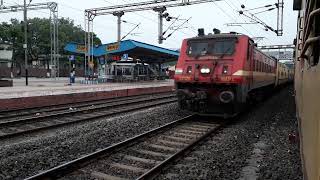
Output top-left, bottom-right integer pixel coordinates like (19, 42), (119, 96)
(0, 17), (101, 67)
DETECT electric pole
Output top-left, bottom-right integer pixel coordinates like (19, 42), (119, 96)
(24, 0), (28, 86)
(153, 6), (166, 44)
(113, 11), (124, 42)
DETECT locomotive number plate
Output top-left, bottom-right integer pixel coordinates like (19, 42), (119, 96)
(220, 76), (232, 81)
(179, 76), (192, 81)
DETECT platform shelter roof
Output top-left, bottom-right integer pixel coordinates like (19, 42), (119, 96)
(64, 40), (179, 63)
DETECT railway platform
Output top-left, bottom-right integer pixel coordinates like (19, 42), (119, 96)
(0, 77), (174, 111)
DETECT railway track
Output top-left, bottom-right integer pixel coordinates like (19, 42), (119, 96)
(0, 93), (176, 140)
(0, 92), (173, 122)
(26, 115), (223, 180)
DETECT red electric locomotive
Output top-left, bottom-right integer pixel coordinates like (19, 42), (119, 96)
(174, 29), (277, 117)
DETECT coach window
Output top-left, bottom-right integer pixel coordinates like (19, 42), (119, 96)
(265, 63), (267, 72)
(269, 65), (272, 73)
(259, 62), (262, 72)
(254, 60), (257, 71)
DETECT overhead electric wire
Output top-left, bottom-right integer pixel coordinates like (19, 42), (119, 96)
(240, 11), (277, 34)
(163, 17), (191, 40)
(102, 0), (194, 37)
(162, 15), (180, 36)
(222, 0), (257, 29)
(104, 0), (180, 47)
(253, 8), (276, 15)
(213, 1), (254, 37)
(242, 4), (274, 12)
(42, 0), (116, 33)
(120, 0), (196, 36)
(232, 0), (242, 7)
(121, 22), (140, 40)
(224, 0), (239, 12)
(118, 0), (187, 47)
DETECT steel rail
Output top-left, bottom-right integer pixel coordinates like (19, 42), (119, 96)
(25, 115), (196, 180)
(0, 93), (175, 126)
(137, 122), (223, 179)
(25, 115), (224, 180)
(0, 96), (176, 140)
(0, 92), (173, 120)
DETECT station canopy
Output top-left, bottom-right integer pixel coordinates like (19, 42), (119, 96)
(64, 39), (180, 64)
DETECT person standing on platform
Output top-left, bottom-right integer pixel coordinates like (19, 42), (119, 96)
(70, 68), (75, 84)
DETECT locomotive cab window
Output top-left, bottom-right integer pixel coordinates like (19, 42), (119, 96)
(187, 38), (237, 57)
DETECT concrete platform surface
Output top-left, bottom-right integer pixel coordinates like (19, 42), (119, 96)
(0, 78), (175, 111)
(0, 78), (174, 99)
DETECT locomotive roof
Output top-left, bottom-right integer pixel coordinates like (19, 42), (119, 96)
(187, 33), (248, 40)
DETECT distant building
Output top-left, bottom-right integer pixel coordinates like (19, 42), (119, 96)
(0, 43), (13, 67)
(263, 50), (294, 61)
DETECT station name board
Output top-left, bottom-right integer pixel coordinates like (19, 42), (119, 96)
(106, 43), (119, 51)
(76, 45), (87, 53)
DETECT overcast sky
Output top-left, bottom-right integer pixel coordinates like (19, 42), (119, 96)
(0, 0), (297, 49)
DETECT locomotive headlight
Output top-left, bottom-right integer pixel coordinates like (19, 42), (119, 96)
(175, 68), (183, 75)
(222, 65), (229, 74)
(200, 67), (211, 74)
(187, 66), (192, 74)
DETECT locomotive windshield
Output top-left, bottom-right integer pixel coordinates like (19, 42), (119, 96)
(187, 38), (236, 57)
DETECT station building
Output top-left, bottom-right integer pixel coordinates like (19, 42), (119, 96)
(64, 40), (179, 82)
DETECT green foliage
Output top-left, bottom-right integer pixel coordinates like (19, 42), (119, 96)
(0, 17), (101, 63)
